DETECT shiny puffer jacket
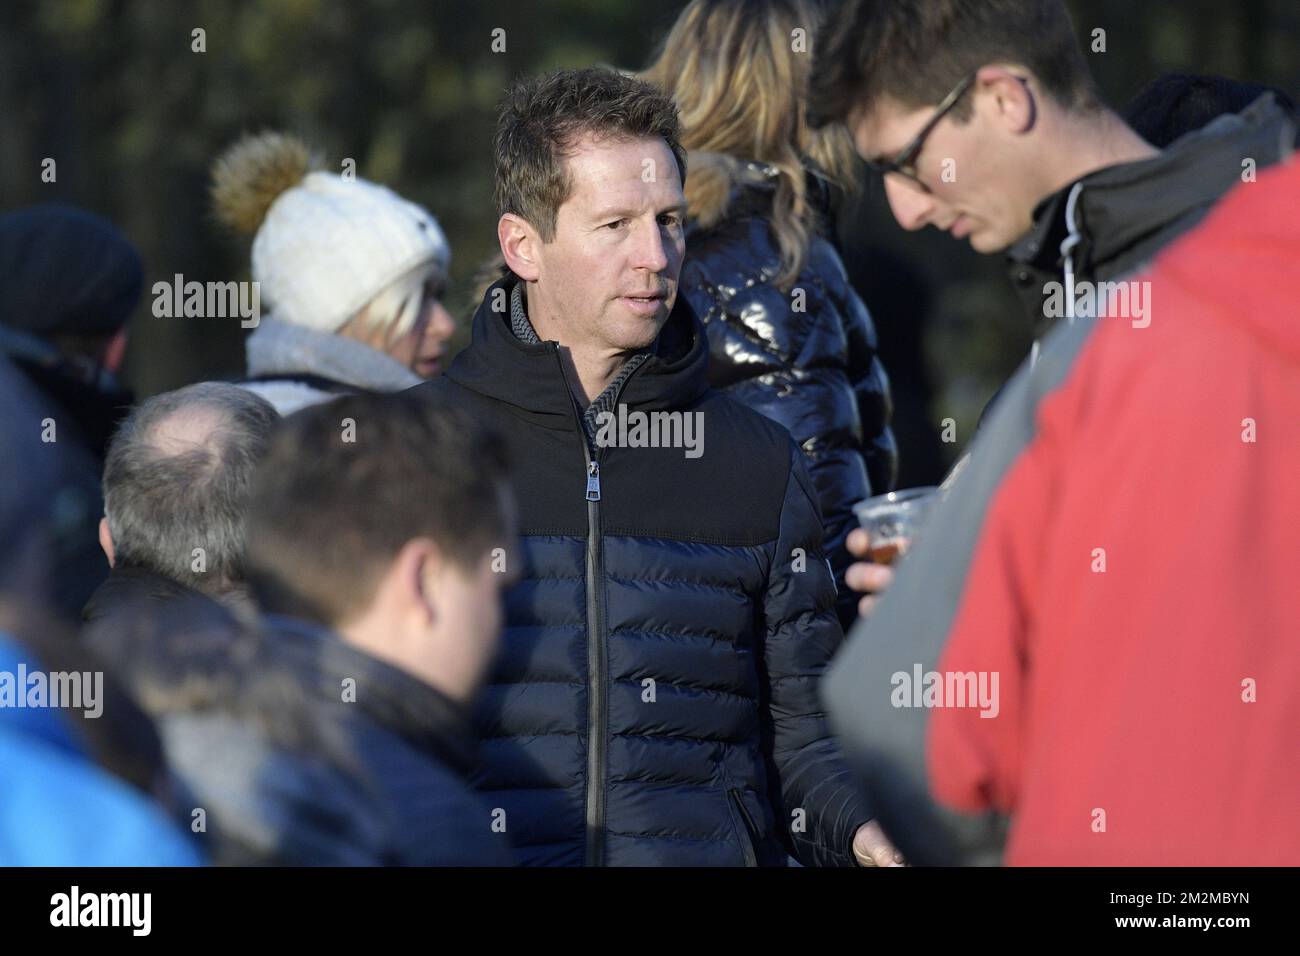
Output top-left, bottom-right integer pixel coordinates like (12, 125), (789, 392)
(410, 275), (872, 866)
(679, 156), (897, 628)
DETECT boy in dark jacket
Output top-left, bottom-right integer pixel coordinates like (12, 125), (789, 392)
(810, 0), (1297, 630)
(825, 157), (1300, 866)
(810, 0), (1300, 861)
(0, 204), (142, 619)
(112, 393), (518, 865)
(810, 0), (1296, 336)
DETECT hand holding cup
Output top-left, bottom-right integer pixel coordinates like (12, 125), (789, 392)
(845, 487), (937, 618)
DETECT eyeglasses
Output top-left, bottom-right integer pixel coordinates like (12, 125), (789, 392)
(864, 73), (977, 193)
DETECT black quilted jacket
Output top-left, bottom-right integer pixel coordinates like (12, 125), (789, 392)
(409, 275), (871, 866)
(679, 160), (897, 629)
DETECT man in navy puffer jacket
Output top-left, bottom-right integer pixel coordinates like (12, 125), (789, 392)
(410, 68), (898, 867)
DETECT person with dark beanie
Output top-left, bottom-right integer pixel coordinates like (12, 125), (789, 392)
(0, 203), (143, 619)
(0, 203), (141, 460)
(1, 358), (200, 865)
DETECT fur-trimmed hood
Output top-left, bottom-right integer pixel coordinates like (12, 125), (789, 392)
(684, 152), (836, 234)
(684, 152), (780, 231)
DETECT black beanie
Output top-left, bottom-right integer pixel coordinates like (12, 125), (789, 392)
(0, 203), (144, 336)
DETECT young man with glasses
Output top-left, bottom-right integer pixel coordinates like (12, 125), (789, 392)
(816, 0), (1295, 623)
(804, 0), (1298, 865)
(811, 0), (1294, 329)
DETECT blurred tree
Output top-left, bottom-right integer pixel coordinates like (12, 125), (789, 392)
(2, 0), (1294, 479)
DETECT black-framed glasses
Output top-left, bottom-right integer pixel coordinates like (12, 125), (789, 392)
(865, 72), (977, 193)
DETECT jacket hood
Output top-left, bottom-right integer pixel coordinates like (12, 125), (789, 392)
(1155, 156), (1300, 366)
(1011, 93), (1297, 278)
(244, 315), (423, 392)
(685, 153), (779, 230)
(445, 274), (711, 430)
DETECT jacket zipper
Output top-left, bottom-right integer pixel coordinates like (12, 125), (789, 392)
(550, 345), (650, 867)
(727, 788), (759, 867)
(582, 441), (605, 867)
(550, 347), (608, 867)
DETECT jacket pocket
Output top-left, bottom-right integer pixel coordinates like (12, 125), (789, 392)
(726, 788), (759, 867)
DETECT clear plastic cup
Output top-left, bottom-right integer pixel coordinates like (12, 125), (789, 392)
(851, 486), (938, 565)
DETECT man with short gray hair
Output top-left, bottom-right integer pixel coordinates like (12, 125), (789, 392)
(84, 382), (279, 630)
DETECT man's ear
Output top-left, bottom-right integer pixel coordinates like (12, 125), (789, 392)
(498, 213), (542, 281)
(974, 64), (1037, 135)
(98, 517), (115, 567)
(395, 537), (444, 627)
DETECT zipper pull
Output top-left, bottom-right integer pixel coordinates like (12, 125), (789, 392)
(585, 461), (601, 501)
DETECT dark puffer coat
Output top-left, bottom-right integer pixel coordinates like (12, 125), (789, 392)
(409, 275), (871, 866)
(88, 600), (512, 866)
(678, 156), (897, 629)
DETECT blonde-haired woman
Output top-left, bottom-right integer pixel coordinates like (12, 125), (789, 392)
(211, 132), (455, 415)
(642, 0), (897, 631)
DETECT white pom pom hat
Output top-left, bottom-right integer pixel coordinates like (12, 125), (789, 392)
(251, 171), (450, 333)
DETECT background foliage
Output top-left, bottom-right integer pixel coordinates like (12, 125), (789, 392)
(3, 0), (1295, 483)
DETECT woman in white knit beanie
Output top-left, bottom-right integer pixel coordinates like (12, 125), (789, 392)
(211, 132), (455, 415)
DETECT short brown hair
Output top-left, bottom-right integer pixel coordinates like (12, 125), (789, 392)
(494, 67), (687, 241)
(244, 392), (510, 628)
(808, 0), (1102, 129)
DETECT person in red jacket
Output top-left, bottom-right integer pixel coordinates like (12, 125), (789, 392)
(824, 158), (1300, 865)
